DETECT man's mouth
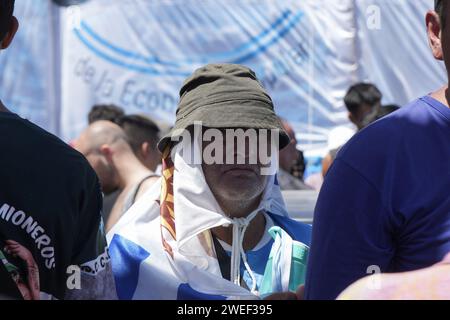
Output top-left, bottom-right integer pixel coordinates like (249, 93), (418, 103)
(223, 166), (257, 175)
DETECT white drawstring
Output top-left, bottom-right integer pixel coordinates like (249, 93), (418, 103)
(230, 210), (259, 295)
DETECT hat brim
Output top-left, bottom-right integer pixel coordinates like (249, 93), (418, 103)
(158, 102), (290, 153)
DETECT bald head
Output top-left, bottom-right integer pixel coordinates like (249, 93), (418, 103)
(73, 121), (132, 195)
(78, 120), (128, 154)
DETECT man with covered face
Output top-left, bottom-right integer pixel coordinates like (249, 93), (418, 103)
(107, 64), (312, 300)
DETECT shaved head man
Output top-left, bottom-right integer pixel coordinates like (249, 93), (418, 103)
(75, 121), (127, 194)
(74, 121), (159, 231)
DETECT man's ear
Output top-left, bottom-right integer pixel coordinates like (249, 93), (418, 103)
(99, 144), (113, 160)
(426, 10), (444, 60)
(1, 17), (19, 50)
(141, 142), (150, 157)
(348, 113), (358, 127)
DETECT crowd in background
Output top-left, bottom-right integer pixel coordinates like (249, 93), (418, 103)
(75, 81), (401, 233)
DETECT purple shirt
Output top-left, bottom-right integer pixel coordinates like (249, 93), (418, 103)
(305, 95), (450, 300)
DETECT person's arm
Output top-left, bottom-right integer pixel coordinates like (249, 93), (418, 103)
(65, 175), (117, 300)
(337, 253), (450, 300)
(305, 158), (395, 300)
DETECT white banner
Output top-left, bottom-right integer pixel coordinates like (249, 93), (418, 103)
(0, 0), (445, 154)
(355, 0), (446, 108)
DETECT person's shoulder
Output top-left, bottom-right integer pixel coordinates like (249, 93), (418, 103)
(329, 96), (441, 196)
(337, 97), (429, 163)
(107, 179), (162, 240)
(139, 175), (161, 194)
(6, 115), (72, 153)
(269, 213), (312, 246)
(7, 115), (97, 184)
(277, 169), (309, 190)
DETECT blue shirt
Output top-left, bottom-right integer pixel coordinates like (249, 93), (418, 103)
(305, 95), (450, 300)
(238, 238), (274, 291)
(223, 213), (312, 292)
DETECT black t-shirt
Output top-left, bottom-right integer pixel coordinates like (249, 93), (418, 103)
(0, 112), (116, 300)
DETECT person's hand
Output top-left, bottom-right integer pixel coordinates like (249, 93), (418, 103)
(297, 284), (305, 299)
(263, 285), (305, 300)
(4, 240), (33, 262)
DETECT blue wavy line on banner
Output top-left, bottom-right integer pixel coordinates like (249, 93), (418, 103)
(232, 11), (303, 64)
(79, 9), (300, 67)
(80, 21), (183, 68)
(74, 10), (303, 76)
(74, 28), (191, 76)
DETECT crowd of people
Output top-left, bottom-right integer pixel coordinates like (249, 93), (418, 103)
(1, 0), (449, 300)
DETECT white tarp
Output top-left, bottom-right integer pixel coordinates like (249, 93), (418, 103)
(0, 0), (445, 154)
(355, 0), (445, 107)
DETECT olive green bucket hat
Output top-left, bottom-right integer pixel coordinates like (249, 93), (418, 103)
(157, 63), (290, 153)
